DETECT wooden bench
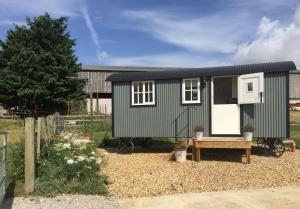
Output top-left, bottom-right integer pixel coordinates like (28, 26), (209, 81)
(192, 138), (252, 164)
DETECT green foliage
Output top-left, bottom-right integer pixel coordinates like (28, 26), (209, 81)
(8, 139), (25, 181)
(243, 123), (254, 132)
(0, 13), (85, 112)
(174, 140), (188, 151)
(194, 125), (204, 132)
(291, 125), (300, 149)
(34, 135), (108, 196)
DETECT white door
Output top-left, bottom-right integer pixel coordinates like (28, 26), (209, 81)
(238, 72), (264, 104)
(211, 77), (240, 135)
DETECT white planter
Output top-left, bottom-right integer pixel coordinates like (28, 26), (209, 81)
(244, 132), (253, 141)
(196, 131), (203, 140)
(174, 150), (187, 162)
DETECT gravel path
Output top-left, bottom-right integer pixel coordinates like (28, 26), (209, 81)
(2, 195), (120, 209)
(102, 148), (300, 198)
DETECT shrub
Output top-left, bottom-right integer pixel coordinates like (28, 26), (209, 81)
(194, 125), (204, 132)
(174, 140), (188, 151)
(8, 139), (25, 181)
(33, 132), (108, 196)
(243, 123), (254, 132)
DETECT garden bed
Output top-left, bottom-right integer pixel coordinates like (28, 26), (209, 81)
(102, 148), (300, 198)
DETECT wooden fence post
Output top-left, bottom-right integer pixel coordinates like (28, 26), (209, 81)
(25, 117), (35, 193)
(36, 117), (42, 159)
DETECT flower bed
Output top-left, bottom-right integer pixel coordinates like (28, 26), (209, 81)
(33, 131), (108, 197)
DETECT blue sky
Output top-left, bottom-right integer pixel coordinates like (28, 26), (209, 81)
(0, 0), (300, 67)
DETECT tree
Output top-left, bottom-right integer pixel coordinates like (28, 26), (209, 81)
(0, 13), (86, 113)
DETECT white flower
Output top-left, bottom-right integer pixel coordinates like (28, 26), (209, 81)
(89, 156), (96, 160)
(96, 157), (102, 164)
(91, 151), (95, 155)
(67, 159), (74, 165)
(78, 156), (85, 161)
(80, 145), (86, 150)
(73, 140), (81, 145)
(62, 143), (71, 149)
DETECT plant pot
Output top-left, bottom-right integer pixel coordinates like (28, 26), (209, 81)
(244, 132), (253, 141)
(196, 131), (203, 140)
(174, 150), (187, 162)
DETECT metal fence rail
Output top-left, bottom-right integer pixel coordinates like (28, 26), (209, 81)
(0, 132), (7, 204)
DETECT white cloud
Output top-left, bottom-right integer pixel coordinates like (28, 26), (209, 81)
(104, 52), (229, 67)
(0, 0), (108, 64)
(0, 0), (83, 18)
(0, 19), (25, 26)
(233, 6), (300, 68)
(81, 6), (108, 63)
(123, 10), (253, 54)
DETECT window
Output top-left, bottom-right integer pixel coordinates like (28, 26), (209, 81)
(246, 82), (253, 93)
(182, 78), (201, 104)
(132, 81), (155, 105)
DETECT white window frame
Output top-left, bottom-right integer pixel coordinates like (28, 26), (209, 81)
(131, 80), (155, 106)
(182, 78), (201, 104)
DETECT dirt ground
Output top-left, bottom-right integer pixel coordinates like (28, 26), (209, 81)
(102, 148), (300, 198)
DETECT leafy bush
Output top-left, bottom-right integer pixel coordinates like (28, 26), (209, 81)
(33, 133), (108, 196)
(174, 140), (188, 151)
(243, 123), (254, 132)
(8, 139), (25, 181)
(194, 125), (204, 132)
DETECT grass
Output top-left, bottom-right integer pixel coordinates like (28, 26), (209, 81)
(0, 119), (25, 197)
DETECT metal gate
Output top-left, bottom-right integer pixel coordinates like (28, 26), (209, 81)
(0, 132), (7, 204)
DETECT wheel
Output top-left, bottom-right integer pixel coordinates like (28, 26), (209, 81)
(256, 138), (265, 148)
(271, 139), (285, 157)
(118, 139), (134, 154)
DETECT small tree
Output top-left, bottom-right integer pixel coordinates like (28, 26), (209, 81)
(0, 13), (85, 113)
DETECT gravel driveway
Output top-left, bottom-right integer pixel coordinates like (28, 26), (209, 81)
(1, 195), (120, 209)
(102, 148), (300, 198)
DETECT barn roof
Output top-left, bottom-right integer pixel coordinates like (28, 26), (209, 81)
(81, 65), (194, 72)
(106, 61), (297, 82)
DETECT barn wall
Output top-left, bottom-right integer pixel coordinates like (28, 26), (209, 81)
(289, 72), (300, 99)
(113, 79), (210, 138)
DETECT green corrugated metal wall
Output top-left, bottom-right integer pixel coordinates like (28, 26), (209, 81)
(243, 72), (288, 138)
(113, 79), (210, 138)
(113, 72), (288, 138)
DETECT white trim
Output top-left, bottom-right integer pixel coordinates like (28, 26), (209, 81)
(131, 80), (155, 106)
(182, 78), (201, 104)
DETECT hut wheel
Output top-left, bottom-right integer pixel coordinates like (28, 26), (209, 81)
(118, 138), (134, 154)
(271, 138), (285, 158)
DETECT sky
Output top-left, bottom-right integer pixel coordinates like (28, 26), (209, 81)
(0, 0), (300, 68)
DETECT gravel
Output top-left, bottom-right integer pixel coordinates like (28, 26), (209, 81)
(102, 148), (300, 198)
(2, 195), (120, 209)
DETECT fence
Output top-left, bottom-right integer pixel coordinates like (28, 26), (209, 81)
(0, 132), (7, 205)
(24, 113), (60, 193)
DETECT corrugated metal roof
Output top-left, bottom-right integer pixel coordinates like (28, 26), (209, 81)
(81, 65), (194, 72)
(106, 61), (297, 82)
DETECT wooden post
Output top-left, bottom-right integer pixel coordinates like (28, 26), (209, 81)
(36, 117), (42, 159)
(89, 79), (93, 122)
(195, 148), (200, 162)
(246, 148), (251, 164)
(25, 117), (35, 193)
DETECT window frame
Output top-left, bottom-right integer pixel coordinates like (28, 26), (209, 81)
(182, 78), (201, 104)
(131, 80), (155, 106)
